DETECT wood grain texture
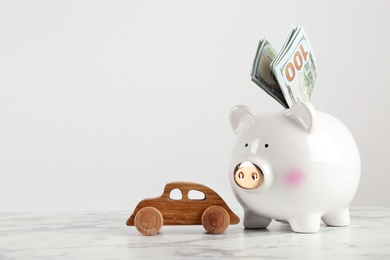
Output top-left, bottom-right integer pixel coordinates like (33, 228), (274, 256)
(134, 206), (163, 236)
(126, 182), (240, 233)
(201, 206), (230, 234)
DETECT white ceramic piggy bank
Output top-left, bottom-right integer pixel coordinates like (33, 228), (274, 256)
(229, 101), (361, 233)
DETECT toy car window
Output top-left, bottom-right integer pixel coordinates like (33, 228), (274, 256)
(169, 188), (182, 200)
(188, 190), (206, 200)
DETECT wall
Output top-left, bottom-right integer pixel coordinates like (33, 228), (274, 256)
(1, 0), (389, 212)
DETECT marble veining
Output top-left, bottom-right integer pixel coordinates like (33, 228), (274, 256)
(1, 208), (389, 259)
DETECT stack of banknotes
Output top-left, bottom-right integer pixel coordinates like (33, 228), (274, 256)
(251, 25), (317, 108)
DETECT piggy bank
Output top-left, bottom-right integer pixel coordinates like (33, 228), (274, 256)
(228, 101), (361, 233)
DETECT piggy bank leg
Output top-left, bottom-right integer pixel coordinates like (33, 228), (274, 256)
(322, 208), (350, 227)
(244, 211), (272, 229)
(288, 215), (321, 233)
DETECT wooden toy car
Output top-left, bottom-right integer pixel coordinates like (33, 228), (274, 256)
(126, 182), (240, 235)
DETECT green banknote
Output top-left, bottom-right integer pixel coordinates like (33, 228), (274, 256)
(271, 27), (317, 108)
(251, 39), (288, 108)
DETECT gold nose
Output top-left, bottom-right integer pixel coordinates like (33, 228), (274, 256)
(234, 162), (264, 189)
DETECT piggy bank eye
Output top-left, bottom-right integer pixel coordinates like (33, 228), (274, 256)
(245, 143), (248, 147)
(265, 144), (269, 148)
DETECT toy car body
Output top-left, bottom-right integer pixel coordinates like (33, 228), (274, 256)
(126, 182), (240, 235)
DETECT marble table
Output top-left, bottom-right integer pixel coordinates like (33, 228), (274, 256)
(1, 208), (389, 259)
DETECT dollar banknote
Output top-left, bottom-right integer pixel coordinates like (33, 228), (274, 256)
(250, 39), (289, 108)
(271, 27), (317, 107)
(271, 24), (297, 70)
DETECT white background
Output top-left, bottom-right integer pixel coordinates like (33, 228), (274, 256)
(1, 0), (389, 212)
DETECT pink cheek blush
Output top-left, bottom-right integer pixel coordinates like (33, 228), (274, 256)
(283, 169), (305, 187)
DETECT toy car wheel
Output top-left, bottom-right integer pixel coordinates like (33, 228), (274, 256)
(134, 206), (163, 236)
(201, 206), (230, 234)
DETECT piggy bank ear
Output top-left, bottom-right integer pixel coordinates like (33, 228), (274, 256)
(229, 105), (256, 134)
(286, 101), (317, 134)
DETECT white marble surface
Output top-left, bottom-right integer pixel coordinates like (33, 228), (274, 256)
(1, 207), (389, 259)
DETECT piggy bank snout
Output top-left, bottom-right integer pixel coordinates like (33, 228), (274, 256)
(234, 161), (264, 189)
